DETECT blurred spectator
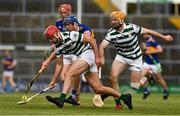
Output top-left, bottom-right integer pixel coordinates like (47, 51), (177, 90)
(141, 34), (169, 100)
(0, 50), (18, 93)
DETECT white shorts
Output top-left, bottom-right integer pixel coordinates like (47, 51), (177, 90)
(78, 49), (98, 72)
(115, 54), (142, 71)
(3, 71), (14, 78)
(143, 62), (162, 73)
(63, 54), (78, 65)
(63, 54), (88, 79)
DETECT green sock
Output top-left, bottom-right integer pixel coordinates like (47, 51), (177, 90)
(114, 98), (121, 105)
(59, 93), (66, 101)
(120, 94), (127, 100)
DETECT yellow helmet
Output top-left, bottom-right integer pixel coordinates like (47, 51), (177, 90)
(110, 11), (126, 21)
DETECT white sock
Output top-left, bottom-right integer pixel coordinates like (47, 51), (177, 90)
(140, 77), (148, 85)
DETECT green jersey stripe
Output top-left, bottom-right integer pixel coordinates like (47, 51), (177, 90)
(55, 31), (91, 57)
(105, 23), (142, 59)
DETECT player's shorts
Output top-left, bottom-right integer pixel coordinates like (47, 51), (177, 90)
(63, 54), (89, 81)
(114, 54), (142, 71)
(143, 62), (162, 73)
(3, 70), (14, 78)
(78, 49), (98, 72)
(63, 54), (78, 65)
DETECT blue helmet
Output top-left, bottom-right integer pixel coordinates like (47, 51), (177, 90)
(63, 15), (80, 26)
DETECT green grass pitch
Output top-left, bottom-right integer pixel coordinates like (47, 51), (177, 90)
(0, 92), (180, 115)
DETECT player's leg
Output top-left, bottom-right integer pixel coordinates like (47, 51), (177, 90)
(75, 77), (81, 103)
(94, 54), (131, 109)
(70, 55), (81, 104)
(2, 75), (8, 92)
(140, 68), (151, 99)
(129, 57), (145, 99)
(60, 64), (71, 82)
(154, 73), (169, 99)
(142, 86), (150, 99)
(86, 72), (132, 110)
(8, 75), (18, 92)
(130, 69), (148, 100)
(109, 60), (126, 109)
(141, 63), (157, 99)
(129, 56), (143, 90)
(130, 70), (142, 90)
(140, 70), (151, 99)
(5, 71), (16, 88)
(46, 59), (89, 108)
(8, 77), (16, 88)
(130, 70), (142, 98)
(99, 55), (126, 109)
(63, 59), (89, 95)
(63, 55), (81, 106)
(2, 71), (13, 92)
(140, 67), (149, 86)
(140, 63), (155, 86)
(65, 75), (81, 106)
(110, 60), (126, 92)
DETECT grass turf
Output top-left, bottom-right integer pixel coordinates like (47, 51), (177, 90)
(0, 92), (180, 115)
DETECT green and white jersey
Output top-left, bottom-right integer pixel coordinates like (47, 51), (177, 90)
(105, 23), (143, 59)
(54, 31), (91, 57)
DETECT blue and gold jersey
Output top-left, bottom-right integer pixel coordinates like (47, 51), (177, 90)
(56, 20), (95, 39)
(1, 57), (14, 71)
(56, 19), (65, 31)
(79, 24), (95, 38)
(144, 40), (160, 64)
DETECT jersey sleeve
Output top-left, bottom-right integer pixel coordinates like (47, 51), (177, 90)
(153, 40), (159, 47)
(69, 31), (83, 42)
(79, 24), (95, 38)
(104, 32), (111, 43)
(80, 24), (91, 32)
(56, 20), (64, 31)
(55, 48), (62, 58)
(131, 23), (143, 35)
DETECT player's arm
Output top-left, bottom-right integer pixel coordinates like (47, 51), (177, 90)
(0, 60), (10, 65)
(83, 30), (99, 53)
(142, 28), (173, 41)
(41, 51), (56, 71)
(49, 55), (63, 88)
(83, 33), (101, 67)
(84, 29), (99, 48)
(99, 40), (109, 65)
(83, 30), (92, 37)
(8, 59), (17, 69)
